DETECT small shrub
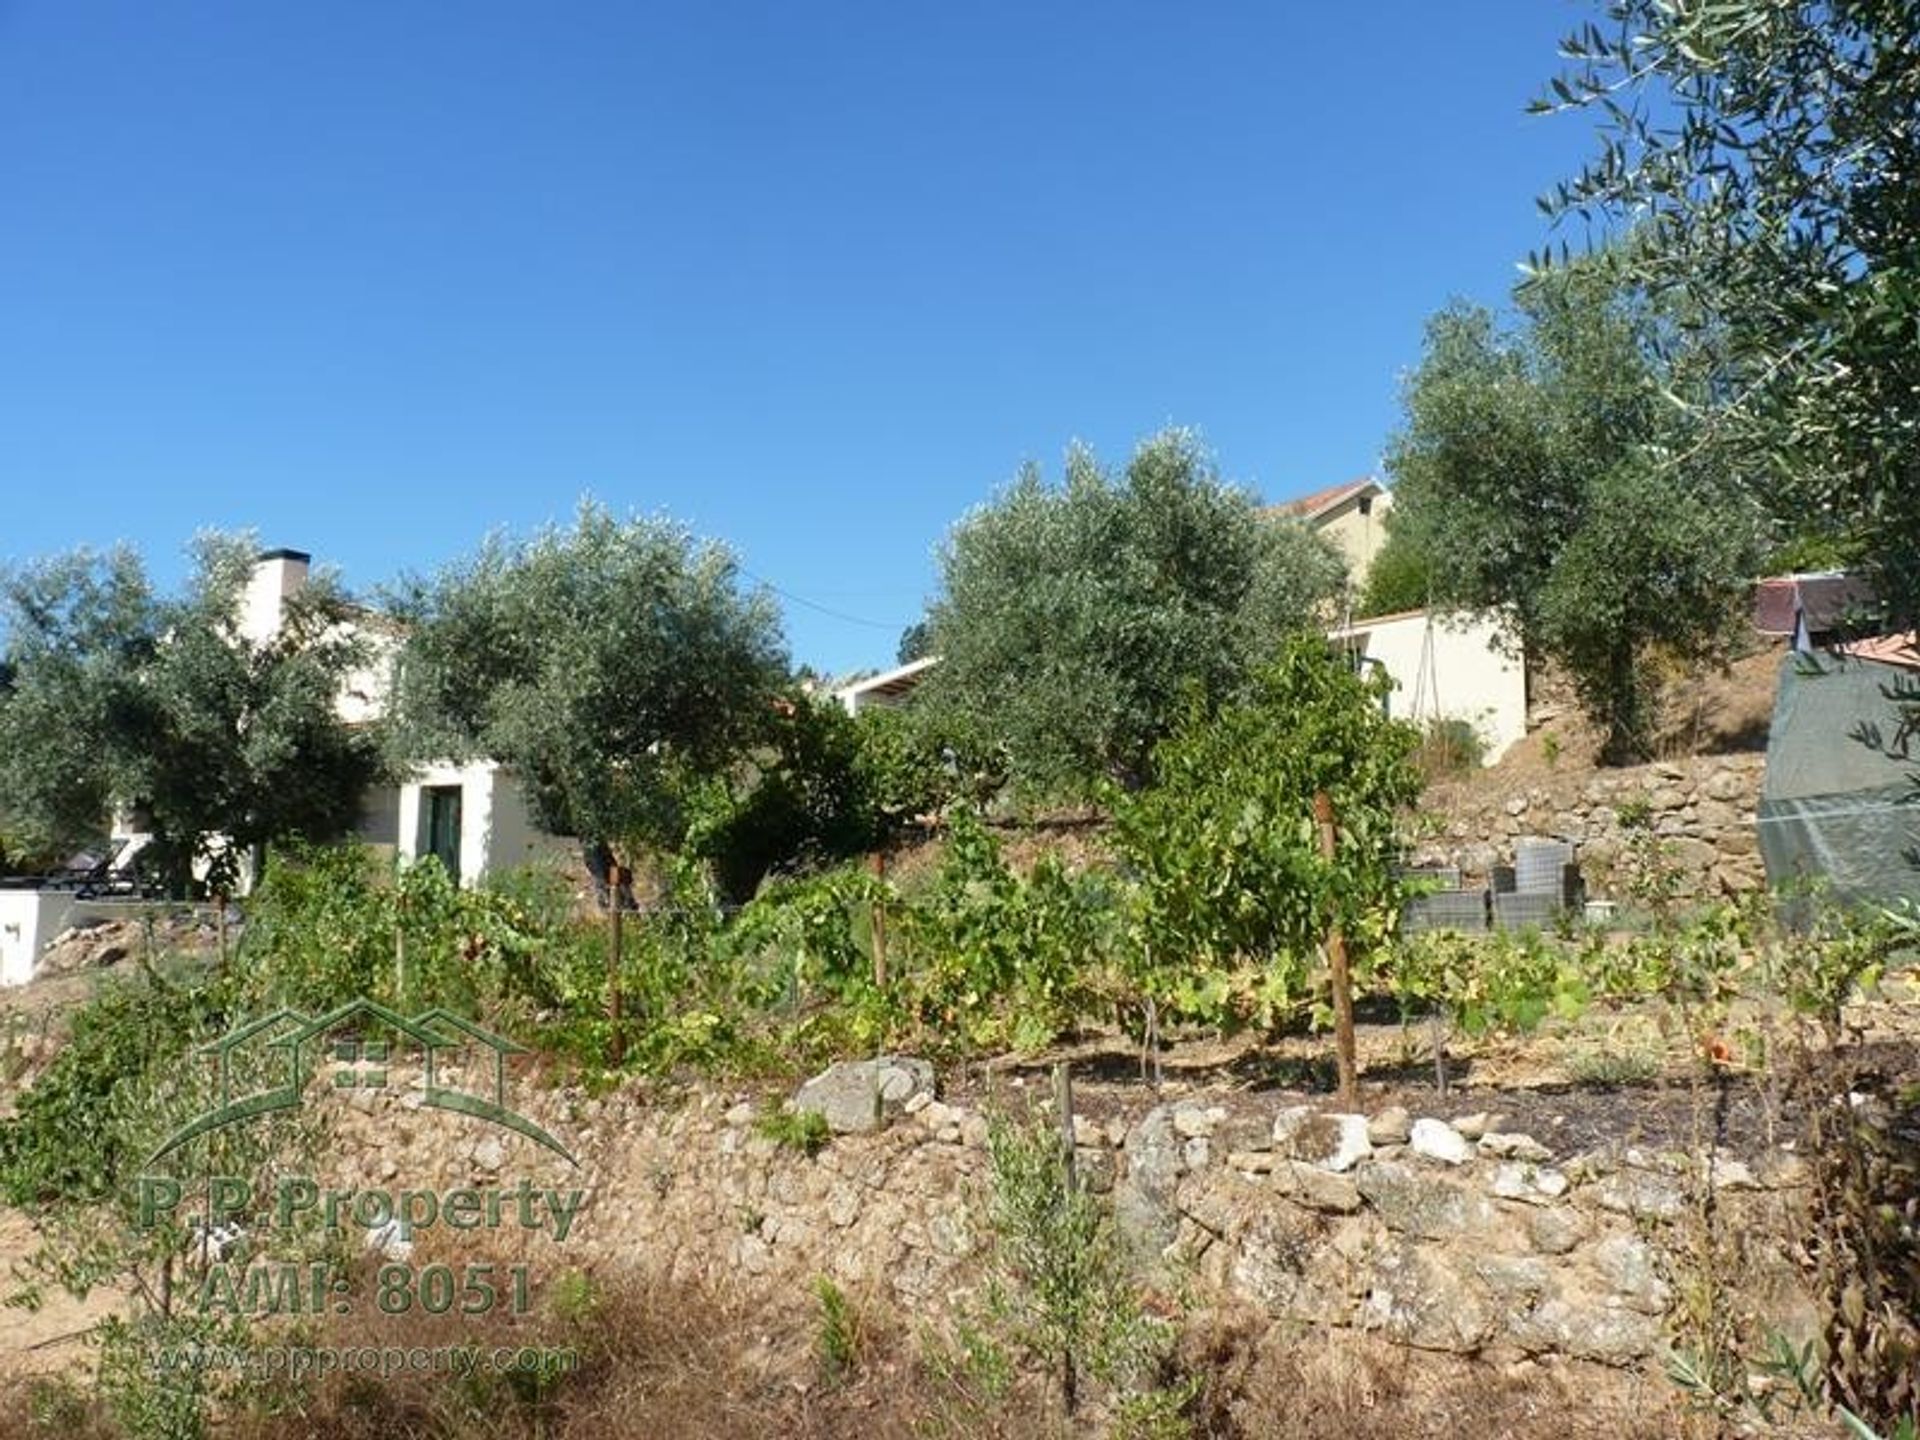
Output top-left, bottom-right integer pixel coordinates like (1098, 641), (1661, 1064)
(1566, 1047), (1660, 1088)
(983, 1106), (1174, 1416)
(755, 1106), (832, 1157)
(1415, 717), (1485, 777)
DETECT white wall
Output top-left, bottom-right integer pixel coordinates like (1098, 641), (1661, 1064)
(1331, 609), (1527, 763)
(333, 622), (399, 725)
(483, 771), (571, 874)
(395, 762), (566, 887)
(239, 552), (311, 645)
(0, 890), (75, 986)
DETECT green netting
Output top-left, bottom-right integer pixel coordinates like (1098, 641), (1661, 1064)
(1757, 652), (1920, 906)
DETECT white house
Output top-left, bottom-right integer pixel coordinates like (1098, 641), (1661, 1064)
(237, 551), (564, 888)
(833, 656), (940, 716)
(1, 550), (573, 985)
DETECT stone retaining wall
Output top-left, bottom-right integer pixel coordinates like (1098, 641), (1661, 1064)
(326, 1070), (1812, 1373)
(1416, 753), (1767, 901)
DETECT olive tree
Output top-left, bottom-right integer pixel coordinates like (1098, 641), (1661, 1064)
(389, 502), (789, 887)
(1536, 0), (1920, 626)
(0, 535), (384, 891)
(1386, 267), (1764, 762)
(916, 428), (1346, 797)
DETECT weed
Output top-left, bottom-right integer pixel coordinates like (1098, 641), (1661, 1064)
(755, 1105), (832, 1157)
(814, 1276), (862, 1385)
(1565, 1047), (1660, 1087)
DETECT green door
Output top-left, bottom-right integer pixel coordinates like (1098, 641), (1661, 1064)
(424, 786), (462, 880)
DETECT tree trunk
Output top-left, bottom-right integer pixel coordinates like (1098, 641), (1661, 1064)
(583, 838), (635, 911)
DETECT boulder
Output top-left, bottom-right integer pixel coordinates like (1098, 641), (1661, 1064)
(1411, 1118), (1473, 1166)
(1282, 1113), (1372, 1172)
(793, 1056), (935, 1134)
(1367, 1106), (1413, 1146)
(1114, 1105), (1184, 1259)
(1355, 1162), (1497, 1241)
(1479, 1131), (1552, 1163)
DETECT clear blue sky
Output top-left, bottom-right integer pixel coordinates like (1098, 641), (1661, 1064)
(0, 2), (1602, 676)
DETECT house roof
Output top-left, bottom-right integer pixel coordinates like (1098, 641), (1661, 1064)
(1752, 571), (1875, 635)
(834, 654), (940, 703)
(1269, 477), (1384, 523)
(1835, 631), (1920, 670)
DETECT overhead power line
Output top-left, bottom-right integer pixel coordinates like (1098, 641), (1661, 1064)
(735, 565), (909, 632)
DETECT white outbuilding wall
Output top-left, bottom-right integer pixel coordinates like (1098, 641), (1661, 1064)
(1330, 609), (1527, 763)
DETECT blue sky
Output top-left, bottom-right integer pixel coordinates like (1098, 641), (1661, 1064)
(0, 3), (1604, 675)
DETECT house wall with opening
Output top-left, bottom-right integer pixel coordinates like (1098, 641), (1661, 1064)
(1328, 608), (1527, 762)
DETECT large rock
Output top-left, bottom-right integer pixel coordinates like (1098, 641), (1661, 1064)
(1507, 1297), (1663, 1364)
(1355, 1161), (1497, 1241)
(1115, 1104), (1184, 1259)
(793, 1056), (934, 1134)
(1411, 1118), (1473, 1165)
(1359, 1244), (1495, 1352)
(1589, 1170), (1687, 1222)
(1282, 1112), (1372, 1172)
(1589, 1234), (1670, 1315)
(1368, 1106), (1413, 1146)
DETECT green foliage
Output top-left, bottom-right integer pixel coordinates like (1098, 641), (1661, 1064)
(1537, 0), (1920, 628)
(683, 691), (884, 903)
(895, 813), (1114, 1052)
(681, 692), (962, 905)
(812, 1276), (862, 1384)
(239, 844), (550, 1014)
(0, 536), (385, 890)
(1415, 717), (1485, 778)
(1387, 268), (1763, 762)
(1355, 512), (1433, 618)
(848, 704), (959, 830)
(389, 501), (788, 860)
(1386, 929), (1591, 1038)
(983, 1106), (1172, 1416)
(0, 976), (215, 1207)
(896, 619), (933, 665)
(755, 1106), (832, 1157)
(917, 427), (1346, 797)
(1113, 635), (1423, 1035)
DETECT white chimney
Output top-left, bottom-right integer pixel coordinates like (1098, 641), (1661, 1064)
(240, 548), (311, 644)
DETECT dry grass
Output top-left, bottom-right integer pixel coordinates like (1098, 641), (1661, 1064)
(1178, 1310), (1690, 1440)
(0, 1264), (1714, 1440)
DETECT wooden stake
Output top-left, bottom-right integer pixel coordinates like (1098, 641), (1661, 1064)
(869, 851), (888, 989)
(1053, 1060), (1076, 1183)
(394, 891), (407, 1001)
(1313, 791), (1359, 1108)
(1052, 1059), (1078, 1416)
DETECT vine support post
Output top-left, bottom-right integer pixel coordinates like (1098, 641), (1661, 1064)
(869, 850), (888, 989)
(1051, 1059), (1079, 1416)
(393, 890), (407, 1002)
(607, 862), (625, 1066)
(1314, 790), (1359, 1109)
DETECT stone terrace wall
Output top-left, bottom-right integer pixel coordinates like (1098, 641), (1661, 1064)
(326, 1071), (1813, 1373)
(1415, 753), (1767, 902)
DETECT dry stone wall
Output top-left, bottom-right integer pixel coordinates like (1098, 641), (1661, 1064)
(322, 1067), (1812, 1374)
(1416, 753), (1767, 901)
